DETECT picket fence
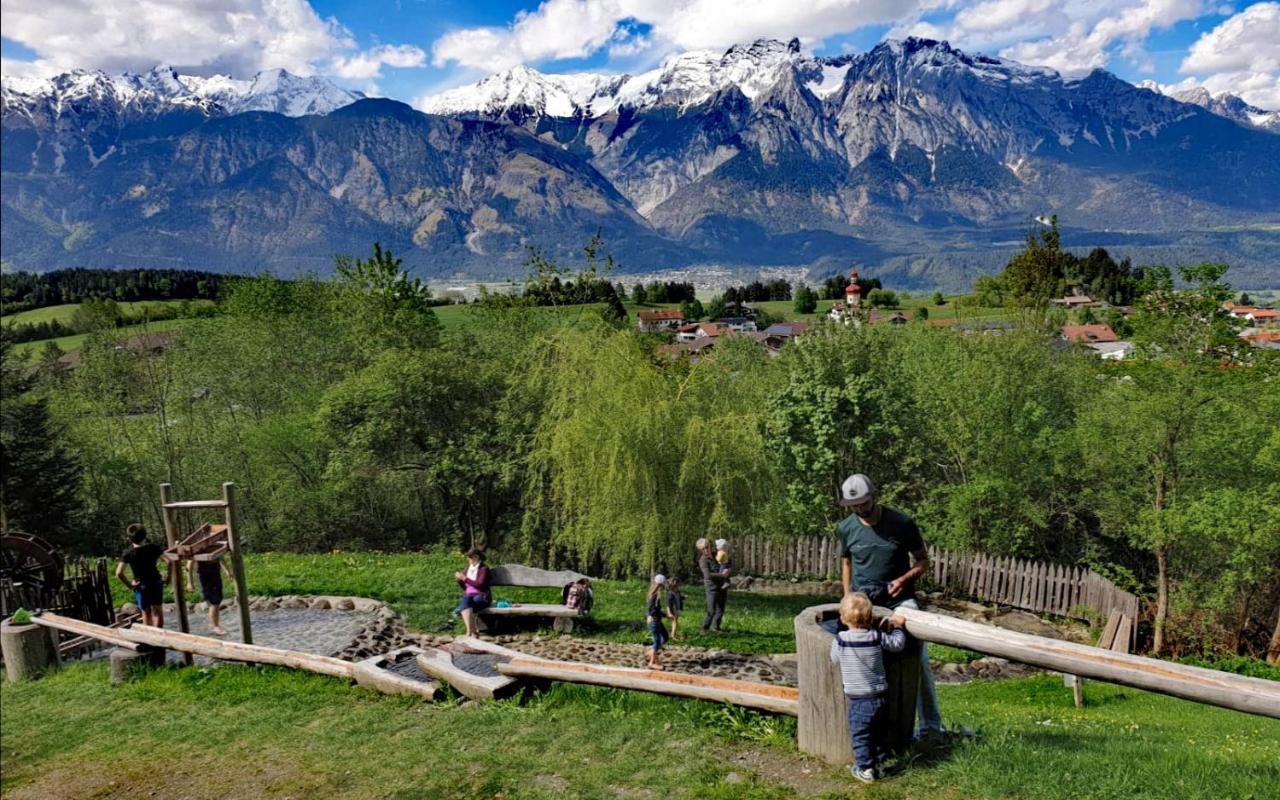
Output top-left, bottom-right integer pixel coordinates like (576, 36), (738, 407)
(734, 536), (1139, 621)
(0, 556), (115, 626)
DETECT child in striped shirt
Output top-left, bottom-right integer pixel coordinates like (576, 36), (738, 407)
(829, 591), (908, 783)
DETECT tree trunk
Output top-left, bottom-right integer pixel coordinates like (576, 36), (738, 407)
(1268, 604), (1280, 667)
(1153, 545), (1169, 655)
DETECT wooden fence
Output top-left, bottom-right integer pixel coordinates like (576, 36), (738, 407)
(1, 557), (115, 626)
(735, 536), (1139, 621)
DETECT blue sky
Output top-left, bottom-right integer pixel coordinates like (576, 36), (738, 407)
(3, 1), (1279, 108)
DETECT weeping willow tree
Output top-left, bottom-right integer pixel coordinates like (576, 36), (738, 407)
(516, 325), (781, 576)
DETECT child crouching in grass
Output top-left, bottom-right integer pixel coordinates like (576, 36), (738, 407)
(830, 592), (907, 783)
(645, 574), (669, 670)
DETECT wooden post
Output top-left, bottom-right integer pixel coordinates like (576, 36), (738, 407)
(794, 603), (919, 765)
(1, 619), (60, 682)
(159, 482), (193, 665)
(222, 482), (253, 645)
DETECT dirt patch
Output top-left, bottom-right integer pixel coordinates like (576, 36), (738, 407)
(715, 744), (849, 797)
(5, 759), (324, 800)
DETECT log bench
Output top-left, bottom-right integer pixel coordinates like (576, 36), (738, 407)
(476, 564), (595, 634)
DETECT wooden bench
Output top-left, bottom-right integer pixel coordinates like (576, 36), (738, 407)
(476, 564), (595, 634)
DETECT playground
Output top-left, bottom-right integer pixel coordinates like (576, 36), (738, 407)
(4, 533), (1279, 800)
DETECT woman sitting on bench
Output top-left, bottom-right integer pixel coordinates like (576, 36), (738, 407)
(453, 547), (491, 637)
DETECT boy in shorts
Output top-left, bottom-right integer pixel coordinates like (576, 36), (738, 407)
(116, 523), (167, 627)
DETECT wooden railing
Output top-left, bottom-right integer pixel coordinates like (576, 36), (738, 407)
(735, 536), (1139, 621)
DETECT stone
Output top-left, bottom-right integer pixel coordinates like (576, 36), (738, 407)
(335, 598), (355, 610)
(309, 598), (332, 610)
(110, 646), (165, 684)
(991, 611), (1060, 638)
(119, 603), (139, 616)
(724, 773), (746, 785)
(282, 597), (308, 610)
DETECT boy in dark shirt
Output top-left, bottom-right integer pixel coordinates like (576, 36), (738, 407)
(116, 523), (167, 627)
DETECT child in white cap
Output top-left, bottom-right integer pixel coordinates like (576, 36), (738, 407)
(645, 574), (669, 670)
(715, 539), (733, 582)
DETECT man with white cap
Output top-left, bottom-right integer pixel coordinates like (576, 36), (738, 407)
(836, 473), (944, 741)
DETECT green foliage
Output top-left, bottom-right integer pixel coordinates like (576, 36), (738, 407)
(866, 288), (898, 308)
(932, 292), (946, 306)
(916, 305), (929, 321)
(793, 285), (818, 314)
(680, 297), (705, 322)
(334, 242), (441, 352)
(10, 608), (33, 624)
(0, 328), (83, 545)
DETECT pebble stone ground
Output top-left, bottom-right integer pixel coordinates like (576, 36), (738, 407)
(112, 594), (1059, 685)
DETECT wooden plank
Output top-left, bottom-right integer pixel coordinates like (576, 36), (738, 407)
(1113, 615), (1134, 655)
(893, 605), (1280, 719)
(32, 613), (142, 651)
(162, 500), (228, 509)
(489, 564), (593, 588)
(1097, 610), (1122, 650)
(416, 646), (520, 700)
(479, 603), (579, 619)
(498, 658), (799, 716)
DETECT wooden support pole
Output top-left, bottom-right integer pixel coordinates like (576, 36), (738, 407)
(895, 605), (1280, 719)
(222, 482), (253, 645)
(159, 482), (193, 665)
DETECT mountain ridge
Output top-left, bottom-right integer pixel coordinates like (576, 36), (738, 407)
(3, 38), (1278, 288)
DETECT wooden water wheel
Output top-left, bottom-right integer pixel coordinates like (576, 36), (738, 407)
(1, 531), (64, 611)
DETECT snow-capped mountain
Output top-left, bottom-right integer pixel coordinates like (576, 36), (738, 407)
(1, 65), (362, 173)
(3, 38), (1278, 287)
(1137, 81), (1280, 132)
(2, 64), (361, 120)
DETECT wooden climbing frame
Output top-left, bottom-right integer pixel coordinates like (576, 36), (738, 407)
(159, 482), (253, 661)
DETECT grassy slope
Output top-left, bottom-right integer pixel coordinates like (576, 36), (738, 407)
(5, 551), (1261, 799)
(10, 318), (191, 361)
(1, 299), (216, 326)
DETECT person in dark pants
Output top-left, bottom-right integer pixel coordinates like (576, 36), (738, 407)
(696, 538), (731, 632)
(836, 473), (943, 740)
(830, 592), (908, 782)
(115, 523), (166, 628)
(187, 554), (233, 636)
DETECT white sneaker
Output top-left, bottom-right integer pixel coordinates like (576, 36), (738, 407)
(850, 766), (876, 783)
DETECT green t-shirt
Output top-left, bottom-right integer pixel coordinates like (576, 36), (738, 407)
(836, 506), (925, 606)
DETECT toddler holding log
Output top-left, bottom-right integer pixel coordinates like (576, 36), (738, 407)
(830, 592), (907, 783)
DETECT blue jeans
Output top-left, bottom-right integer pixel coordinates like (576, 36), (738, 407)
(822, 600), (943, 737)
(453, 594), (490, 614)
(897, 599), (943, 736)
(648, 619), (668, 651)
(846, 695), (888, 770)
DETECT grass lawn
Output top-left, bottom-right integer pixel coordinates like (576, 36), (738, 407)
(10, 318), (192, 361)
(3, 550), (1267, 799)
(1, 300), (216, 326)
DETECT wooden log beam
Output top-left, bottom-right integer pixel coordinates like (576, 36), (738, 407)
(33, 612), (354, 680)
(497, 657), (799, 716)
(162, 500), (228, 509)
(30, 612), (142, 651)
(893, 605), (1280, 719)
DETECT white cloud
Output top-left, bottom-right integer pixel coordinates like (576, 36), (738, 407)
(0, 0), (350, 77)
(997, 0), (1209, 77)
(430, 0), (925, 71)
(1181, 2), (1279, 73)
(330, 44), (428, 80)
(1175, 3), (1280, 109)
